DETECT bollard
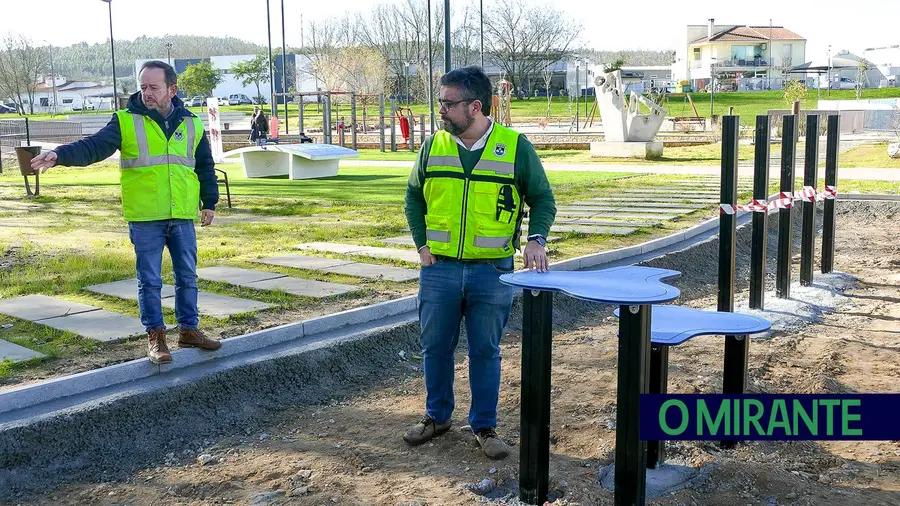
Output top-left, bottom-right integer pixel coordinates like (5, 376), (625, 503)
(717, 115), (739, 314)
(719, 115), (747, 450)
(350, 92), (358, 150)
(821, 114), (840, 273)
(800, 115), (820, 286)
(378, 95), (386, 153)
(646, 343), (669, 468)
(749, 115), (770, 310)
(615, 303), (650, 506)
(776, 114), (797, 298)
(518, 290), (553, 505)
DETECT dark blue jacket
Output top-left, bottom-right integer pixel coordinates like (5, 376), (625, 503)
(55, 92), (219, 211)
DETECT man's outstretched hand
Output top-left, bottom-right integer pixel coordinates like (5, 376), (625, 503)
(523, 240), (549, 273)
(30, 151), (58, 173)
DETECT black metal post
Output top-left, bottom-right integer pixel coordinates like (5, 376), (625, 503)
(519, 290), (553, 505)
(323, 92), (332, 144)
(350, 92), (358, 150)
(749, 115), (770, 310)
(408, 110), (415, 152)
(821, 114), (840, 273)
(718, 115), (739, 313)
(720, 115), (748, 450)
(24, 117), (31, 145)
(615, 304), (651, 506)
(800, 115), (820, 286)
(379, 94), (386, 152)
(646, 344), (669, 469)
(776, 114), (797, 298)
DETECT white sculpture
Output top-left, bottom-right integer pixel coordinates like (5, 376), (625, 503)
(594, 70), (667, 142)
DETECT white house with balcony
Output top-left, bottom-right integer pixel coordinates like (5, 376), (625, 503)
(674, 19), (806, 92)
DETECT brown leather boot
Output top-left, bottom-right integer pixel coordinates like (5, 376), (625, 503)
(148, 328), (172, 364)
(178, 328), (222, 350)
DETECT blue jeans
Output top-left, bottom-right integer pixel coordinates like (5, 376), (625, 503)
(128, 219), (199, 332)
(418, 256), (515, 431)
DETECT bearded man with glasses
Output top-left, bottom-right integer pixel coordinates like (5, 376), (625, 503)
(403, 65), (557, 459)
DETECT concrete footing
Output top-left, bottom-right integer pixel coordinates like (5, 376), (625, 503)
(590, 141), (663, 159)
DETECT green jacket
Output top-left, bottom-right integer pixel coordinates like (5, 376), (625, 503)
(405, 125), (556, 253)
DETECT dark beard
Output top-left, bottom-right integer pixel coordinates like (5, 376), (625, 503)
(442, 112), (474, 136)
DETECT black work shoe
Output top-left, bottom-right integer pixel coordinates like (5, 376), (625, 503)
(474, 427), (510, 460)
(403, 415), (451, 446)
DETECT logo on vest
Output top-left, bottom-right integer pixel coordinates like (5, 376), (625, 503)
(493, 143), (506, 157)
(174, 130), (184, 142)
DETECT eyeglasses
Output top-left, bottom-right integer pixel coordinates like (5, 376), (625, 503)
(438, 98), (472, 110)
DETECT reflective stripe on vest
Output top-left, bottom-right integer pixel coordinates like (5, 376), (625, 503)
(422, 123), (522, 260)
(121, 113), (197, 169)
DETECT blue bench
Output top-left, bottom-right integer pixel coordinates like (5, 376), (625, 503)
(615, 305), (771, 468)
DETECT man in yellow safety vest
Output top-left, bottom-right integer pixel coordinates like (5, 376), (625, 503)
(30, 60), (222, 364)
(403, 66), (557, 459)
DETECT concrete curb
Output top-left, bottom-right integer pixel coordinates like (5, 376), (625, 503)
(0, 196), (888, 418)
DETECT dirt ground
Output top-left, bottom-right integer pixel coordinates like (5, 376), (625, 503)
(5, 205), (900, 506)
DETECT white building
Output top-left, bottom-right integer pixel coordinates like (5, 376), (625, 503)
(8, 75), (116, 114)
(863, 45), (900, 87)
(674, 19), (806, 91)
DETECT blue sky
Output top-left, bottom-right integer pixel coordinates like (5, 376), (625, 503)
(8, 0), (898, 63)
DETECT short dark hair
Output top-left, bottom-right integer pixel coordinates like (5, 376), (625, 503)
(439, 66), (492, 117)
(140, 60), (177, 88)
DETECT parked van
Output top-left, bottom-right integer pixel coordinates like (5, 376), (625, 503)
(228, 93), (253, 106)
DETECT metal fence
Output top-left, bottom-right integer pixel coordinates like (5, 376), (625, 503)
(0, 119), (82, 173)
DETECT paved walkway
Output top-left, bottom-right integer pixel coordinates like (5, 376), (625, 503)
(0, 295), (145, 343)
(340, 159), (900, 181)
(86, 279), (274, 318)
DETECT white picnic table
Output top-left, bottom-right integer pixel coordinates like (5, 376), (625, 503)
(223, 143), (359, 180)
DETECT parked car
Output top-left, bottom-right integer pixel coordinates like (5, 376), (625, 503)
(818, 77), (858, 90)
(218, 97), (229, 106)
(71, 98), (95, 111)
(184, 96), (205, 107)
(228, 93), (253, 106)
(0, 104), (15, 114)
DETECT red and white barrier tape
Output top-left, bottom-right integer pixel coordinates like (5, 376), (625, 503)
(720, 186), (836, 215)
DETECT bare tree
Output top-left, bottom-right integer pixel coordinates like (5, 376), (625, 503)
(483, 0), (579, 100)
(0, 34), (46, 114)
(541, 60), (553, 118)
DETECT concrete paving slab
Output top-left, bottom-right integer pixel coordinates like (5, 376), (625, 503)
(244, 277), (358, 298)
(380, 236), (416, 247)
(622, 190), (721, 197)
(196, 267), (286, 285)
(550, 224), (636, 235)
(253, 255), (354, 271)
(162, 292), (274, 318)
(581, 200), (707, 210)
(0, 295), (99, 322)
(85, 279), (176, 300)
(37, 310), (146, 343)
(296, 242), (421, 263)
(558, 210), (679, 221)
(322, 263), (419, 282)
(0, 339), (46, 363)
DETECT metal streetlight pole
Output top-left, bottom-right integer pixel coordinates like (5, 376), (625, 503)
(584, 62), (589, 118)
(406, 62), (411, 107)
(827, 45), (832, 98)
(101, 0), (117, 108)
(444, 0), (451, 72)
(165, 42), (172, 66)
(710, 59), (716, 118)
(280, 0), (288, 134)
(427, 0), (435, 133)
(266, 0), (276, 117)
(480, 0), (484, 68)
